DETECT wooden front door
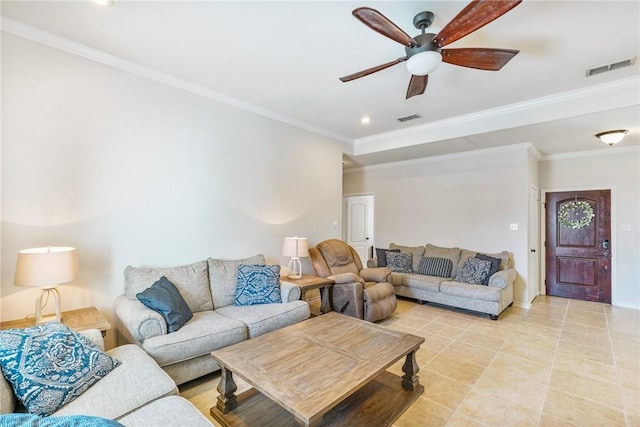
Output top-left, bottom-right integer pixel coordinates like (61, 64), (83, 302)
(545, 190), (611, 303)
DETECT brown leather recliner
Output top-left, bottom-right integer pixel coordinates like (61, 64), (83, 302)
(309, 239), (397, 322)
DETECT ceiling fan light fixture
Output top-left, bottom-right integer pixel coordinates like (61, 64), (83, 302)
(406, 51), (442, 76)
(595, 129), (628, 146)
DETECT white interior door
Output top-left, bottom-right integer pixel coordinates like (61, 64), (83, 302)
(528, 186), (540, 303)
(345, 195), (374, 265)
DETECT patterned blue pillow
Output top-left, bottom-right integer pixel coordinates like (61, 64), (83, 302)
(386, 252), (413, 273)
(0, 414), (124, 426)
(235, 264), (282, 306)
(454, 257), (492, 285)
(0, 322), (121, 416)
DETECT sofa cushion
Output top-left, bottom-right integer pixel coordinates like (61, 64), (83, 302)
(0, 322), (121, 417)
(118, 396), (212, 427)
(141, 311), (247, 367)
(375, 248), (399, 267)
(389, 244), (425, 272)
(216, 301), (310, 338)
(417, 256), (453, 278)
(0, 366), (15, 413)
(454, 257), (492, 285)
(404, 273), (447, 292)
(124, 261), (213, 313)
(386, 252), (413, 273)
(440, 281), (502, 302)
(53, 344), (178, 419)
(475, 254), (502, 285)
(208, 254), (265, 309)
(235, 264), (282, 306)
(424, 244), (462, 277)
(136, 276), (193, 332)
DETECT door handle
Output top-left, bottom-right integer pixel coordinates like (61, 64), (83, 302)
(530, 249), (536, 253)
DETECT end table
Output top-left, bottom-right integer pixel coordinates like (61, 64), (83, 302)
(0, 306), (111, 337)
(282, 274), (334, 314)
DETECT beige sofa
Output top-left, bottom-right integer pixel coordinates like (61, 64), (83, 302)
(369, 243), (516, 320)
(114, 254), (310, 385)
(0, 329), (212, 426)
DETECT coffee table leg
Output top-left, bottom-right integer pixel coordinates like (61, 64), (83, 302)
(216, 366), (238, 413)
(401, 349), (420, 391)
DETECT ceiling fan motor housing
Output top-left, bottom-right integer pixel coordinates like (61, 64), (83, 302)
(405, 33), (441, 59)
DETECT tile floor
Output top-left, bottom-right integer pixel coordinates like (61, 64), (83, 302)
(180, 296), (640, 426)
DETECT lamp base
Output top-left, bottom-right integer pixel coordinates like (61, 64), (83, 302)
(35, 287), (61, 325)
(287, 258), (302, 280)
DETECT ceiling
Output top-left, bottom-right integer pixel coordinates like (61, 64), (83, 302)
(2, 1), (639, 169)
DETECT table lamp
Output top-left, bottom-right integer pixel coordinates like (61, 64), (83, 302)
(282, 237), (309, 279)
(14, 246), (79, 325)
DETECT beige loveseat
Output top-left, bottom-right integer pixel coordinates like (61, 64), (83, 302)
(114, 254), (310, 385)
(0, 329), (212, 426)
(370, 244), (516, 320)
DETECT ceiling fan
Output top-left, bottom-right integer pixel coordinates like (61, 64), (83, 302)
(339, 0), (522, 99)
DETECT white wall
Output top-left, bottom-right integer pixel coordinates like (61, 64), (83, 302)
(539, 148), (640, 309)
(1, 34), (344, 347)
(343, 145), (531, 306)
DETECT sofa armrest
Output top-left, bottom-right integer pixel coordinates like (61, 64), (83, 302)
(114, 294), (166, 343)
(360, 267), (390, 282)
(488, 268), (517, 290)
(279, 280), (301, 302)
(78, 329), (105, 351)
(367, 259), (379, 268)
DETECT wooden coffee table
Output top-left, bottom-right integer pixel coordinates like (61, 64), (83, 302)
(210, 312), (424, 427)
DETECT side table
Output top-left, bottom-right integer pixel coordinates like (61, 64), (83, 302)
(282, 274), (334, 315)
(0, 306), (111, 337)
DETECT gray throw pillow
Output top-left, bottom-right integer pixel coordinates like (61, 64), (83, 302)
(386, 252), (413, 273)
(375, 248), (400, 267)
(454, 257), (492, 285)
(417, 256), (453, 277)
(137, 276), (193, 332)
(475, 253), (502, 285)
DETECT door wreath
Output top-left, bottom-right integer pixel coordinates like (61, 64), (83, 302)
(558, 200), (595, 229)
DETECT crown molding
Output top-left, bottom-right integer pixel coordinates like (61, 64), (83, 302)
(352, 76), (640, 156)
(1, 17), (351, 144)
(540, 144), (640, 161)
(343, 142), (535, 174)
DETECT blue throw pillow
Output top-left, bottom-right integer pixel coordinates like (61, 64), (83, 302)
(0, 414), (124, 426)
(235, 264), (282, 306)
(0, 323), (121, 417)
(136, 276), (193, 332)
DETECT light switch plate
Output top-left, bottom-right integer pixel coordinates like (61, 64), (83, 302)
(510, 223), (518, 231)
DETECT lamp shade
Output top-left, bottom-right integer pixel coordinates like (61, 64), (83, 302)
(14, 247), (79, 288)
(282, 237), (309, 258)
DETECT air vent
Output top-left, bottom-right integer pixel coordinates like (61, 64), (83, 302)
(397, 114), (422, 122)
(586, 57), (636, 77)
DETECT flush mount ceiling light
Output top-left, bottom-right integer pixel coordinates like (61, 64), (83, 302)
(595, 129), (628, 146)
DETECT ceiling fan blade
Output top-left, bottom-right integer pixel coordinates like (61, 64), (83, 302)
(353, 7), (419, 47)
(442, 48), (519, 70)
(434, 0), (522, 48)
(406, 74), (428, 99)
(340, 57), (407, 82)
